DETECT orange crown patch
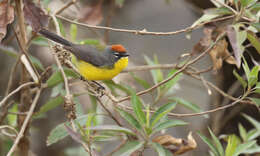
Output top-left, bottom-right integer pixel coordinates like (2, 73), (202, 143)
(111, 44), (127, 53)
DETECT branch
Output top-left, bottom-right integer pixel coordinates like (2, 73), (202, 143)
(56, 15), (234, 36)
(54, 0), (78, 15)
(110, 33), (226, 103)
(7, 89), (41, 156)
(0, 82), (36, 108)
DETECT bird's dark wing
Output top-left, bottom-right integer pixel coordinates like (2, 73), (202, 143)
(64, 44), (109, 67)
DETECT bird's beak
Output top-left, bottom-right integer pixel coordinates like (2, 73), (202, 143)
(120, 53), (129, 57)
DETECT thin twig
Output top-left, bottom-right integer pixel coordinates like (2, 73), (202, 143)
(56, 15), (234, 36)
(122, 64), (177, 73)
(0, 125), (18, 137)
(211, 0), (238, 14)
(0, 82), (36, 108)
(96, 98), (122, 126)
(112, 33), (226, 103)
(6, 89), (41, 156)
(117, 97), (243, 117)
(54, 0), (77, 15)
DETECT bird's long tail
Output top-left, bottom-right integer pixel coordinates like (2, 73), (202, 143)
(39, 29), (73, 47)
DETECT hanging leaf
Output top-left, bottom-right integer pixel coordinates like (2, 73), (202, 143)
(23, 0), (49, 32)
(0, 0), (14, 42)
(227, 25), (247, 68)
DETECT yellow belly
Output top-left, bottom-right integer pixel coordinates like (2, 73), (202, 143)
(74, 57), (128, 80)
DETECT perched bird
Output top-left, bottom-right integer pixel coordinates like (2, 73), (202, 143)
(39, 29), (129, 80)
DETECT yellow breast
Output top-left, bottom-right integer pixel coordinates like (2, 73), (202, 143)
(75, 57), (128, 80)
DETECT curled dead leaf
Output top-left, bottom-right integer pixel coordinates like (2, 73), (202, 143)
(192, 27), (214, 55)
(152, 132), (197, 155)
(209, 39), (236, 71)
(0, 0), (14, 42)
(23, 0), (49, 32)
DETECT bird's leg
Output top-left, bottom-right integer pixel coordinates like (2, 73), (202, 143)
(92, 80), (105, 92)
(80, 76), (105, 96)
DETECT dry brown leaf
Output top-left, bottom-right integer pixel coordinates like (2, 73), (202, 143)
(78, 2), (103, 25)
(0, 0), (14, 42)
(192, 27), (214, 55)
(23, 0), (49, 32)
(152, 132), (197, 155)
(209, 39), (236, 71)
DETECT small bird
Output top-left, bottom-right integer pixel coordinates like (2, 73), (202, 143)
(39, 29), (129, 80)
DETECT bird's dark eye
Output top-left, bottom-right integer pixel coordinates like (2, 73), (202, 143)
(113, 52), (129, 58)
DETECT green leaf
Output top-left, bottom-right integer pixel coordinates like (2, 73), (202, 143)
(242, 59), (251, 82)
(130, 72), (151, 89)
(47, 115), (89, 146)
(153, 119), (187, 133)
(29, 55), (44, 71)
(115, 0), (125, 8)
(242, 113), (260, 130)
(150, 102), (177, 127)
(131, 92), (146, 125)
(144, 55), (163, 84)
(34, 96), (64, 117)
(86, 125), (136, 136)
(112, 141), (144, 156)
(170, 97), (202, 113)
(79, 39), (100, 46)
(251, 23), (260, 31)
(46, 70), (63, 87)
(70, 24), (77, 42)
(57, 19), (66, 37)
(116, 108), (142, 130)
(248, 66), (259, 87)
(191, 13), (221, 27)
(247, 129), (260, 140)
(197, 131), (219, 156)
(210, 0), (225, 7)
(31, 36), (48, 46)
(233, 140), (256, 156)
(162, 69), (182, 94)
(247, 31), (260, 55)
(238, 123), (247, 141)
(47, 68), (79, 87)
(7, 103), (18, 126)
(250, 2), (260, 11)
(233, 70), (247, 89)
(208, 128), (224, 156)
(249, 97), (260, 107)
(241, 0), (258, 7)
(253, 83), (260, 93)
(151, 142), (166, 156)
(85, 113), (94, 139)
(225, 135), (241, 156)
